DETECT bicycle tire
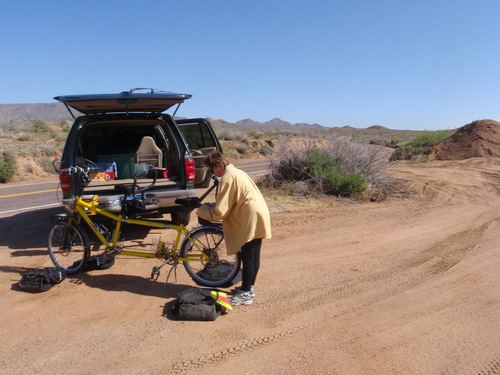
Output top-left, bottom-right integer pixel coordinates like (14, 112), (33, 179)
(180, 226), (240, 287)
(48, 223), (90, 274)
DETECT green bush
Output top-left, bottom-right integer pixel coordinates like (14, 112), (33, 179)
(391, 130), (451, 161)
(324, 172), (366, 196)
(269, 148), (366, 197)
(0, 154), (16, 183)
(31, 119), (49, 133)
(307, 150), (366, 196)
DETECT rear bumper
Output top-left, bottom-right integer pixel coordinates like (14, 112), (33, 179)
(62, 188), (197, 214)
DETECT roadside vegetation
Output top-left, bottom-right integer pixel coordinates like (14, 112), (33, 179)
(390, 130), (452, 162)
(0, 114), (448, 208)
(0, 153), (16, 183)
(258, 137), (396, 202)
(0, 117), (69, 183)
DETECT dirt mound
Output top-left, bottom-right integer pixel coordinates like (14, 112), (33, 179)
(429, 119), (500, 160)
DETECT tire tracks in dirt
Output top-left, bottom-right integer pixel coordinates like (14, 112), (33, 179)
(477, 356), (500, 375)
(169, 218), (494, 374)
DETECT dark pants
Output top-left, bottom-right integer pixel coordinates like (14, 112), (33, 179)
(240, 239), (262, 291)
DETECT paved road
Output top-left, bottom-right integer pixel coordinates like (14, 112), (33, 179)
(0, 159), (271, 217)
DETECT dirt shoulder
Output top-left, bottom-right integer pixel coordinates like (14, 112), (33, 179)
(0, 158), (499, 374)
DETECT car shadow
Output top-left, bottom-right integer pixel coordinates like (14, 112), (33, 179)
(0, 207), (62, 252)
(0, 207), (155, 263)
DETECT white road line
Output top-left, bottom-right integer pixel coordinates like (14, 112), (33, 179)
(0, 181), (58, 189)
(0, 202), (61, 215)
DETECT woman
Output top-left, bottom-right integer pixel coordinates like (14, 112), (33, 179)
(197, 152), (272, 306)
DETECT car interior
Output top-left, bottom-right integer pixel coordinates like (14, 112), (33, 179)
(76, 121), (181, 183)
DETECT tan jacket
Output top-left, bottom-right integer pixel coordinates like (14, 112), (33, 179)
(197, 164), (272, 255)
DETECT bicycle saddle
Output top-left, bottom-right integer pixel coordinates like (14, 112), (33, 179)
(175, 197), (202, 207)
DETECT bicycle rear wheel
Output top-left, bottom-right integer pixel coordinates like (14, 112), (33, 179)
(48, 223), (90, 274)
(180, 226), (240, 287)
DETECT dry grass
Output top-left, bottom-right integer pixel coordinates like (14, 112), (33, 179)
(259, 186), (340, 213)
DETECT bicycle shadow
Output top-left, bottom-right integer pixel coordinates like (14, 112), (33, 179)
(75, 271), (189, 297)
(69, 271), (209, 320)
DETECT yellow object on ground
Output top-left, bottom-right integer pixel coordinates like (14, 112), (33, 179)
(211, 291), (233, 310)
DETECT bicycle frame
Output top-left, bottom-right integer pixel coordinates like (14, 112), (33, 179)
(75, 196), (208, 263)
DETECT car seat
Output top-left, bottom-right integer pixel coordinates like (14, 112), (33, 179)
(136, 136), (163, 168)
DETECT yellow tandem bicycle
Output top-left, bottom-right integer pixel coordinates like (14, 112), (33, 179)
(48, 164), (240, 287)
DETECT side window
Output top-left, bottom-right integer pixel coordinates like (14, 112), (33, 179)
(180, 122), (217, 149)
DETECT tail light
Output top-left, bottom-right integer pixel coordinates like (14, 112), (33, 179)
(185, 157), (196, 182)
(59, 167), (71, 190)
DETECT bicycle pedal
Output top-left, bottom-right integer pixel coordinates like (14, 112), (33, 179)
(151, 267), (160, 281)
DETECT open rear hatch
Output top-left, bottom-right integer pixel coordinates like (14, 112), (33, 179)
(54, 88), (192, 117)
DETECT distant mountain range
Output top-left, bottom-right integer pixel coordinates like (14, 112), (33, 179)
(0, 102), (73, 123)
(235, 118), (325, 129)
(0, 102), (432, 145)
(0, 102), (329, 129)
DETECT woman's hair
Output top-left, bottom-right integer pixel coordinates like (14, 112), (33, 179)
(203, 151), (229, 171)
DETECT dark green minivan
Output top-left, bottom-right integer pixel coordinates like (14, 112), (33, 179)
(54, 88), (221, 224)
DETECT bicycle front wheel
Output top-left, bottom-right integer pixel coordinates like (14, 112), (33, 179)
(180, 226), (240, 287)
(48, 223), (90, 274)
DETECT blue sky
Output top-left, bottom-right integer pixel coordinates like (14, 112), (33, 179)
(1, 0), (499, 130)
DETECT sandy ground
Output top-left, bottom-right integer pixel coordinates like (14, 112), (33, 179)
(0, 158), (499, 375)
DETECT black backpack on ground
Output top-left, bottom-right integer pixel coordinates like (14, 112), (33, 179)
(70, 254), (115, 273)
(18, 267), (66, 293)
(172, 287), (227, 321)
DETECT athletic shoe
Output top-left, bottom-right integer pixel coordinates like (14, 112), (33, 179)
(232, 286), (255, 298)
(230, 290), (253, 306)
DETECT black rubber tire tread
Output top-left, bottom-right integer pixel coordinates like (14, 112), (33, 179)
(180, 226), (240, 287)
(48, 223), (90, 274)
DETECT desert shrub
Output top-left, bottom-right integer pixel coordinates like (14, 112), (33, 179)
(324, 172), (366, 196)
(0, 154), (16, 183)
(31, 119), (49, 133)
(49, 133), (66, 142)
(390, 130), (451, 161)
(266, 145), (367, 197)
(2, 151), (15, 163)
(41, 157), (58, 174)
(217, 132), (235, 141)
(31, 145), (60, 158)
(17, 134), (31, 141)
(235, 143), (249, 155)
(0, 118), (31, 133)
(258, 144), (274, 156)
(263, 137), (394, 199)
(248, 131), (263, 139)
(306, 148), (366, 196)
